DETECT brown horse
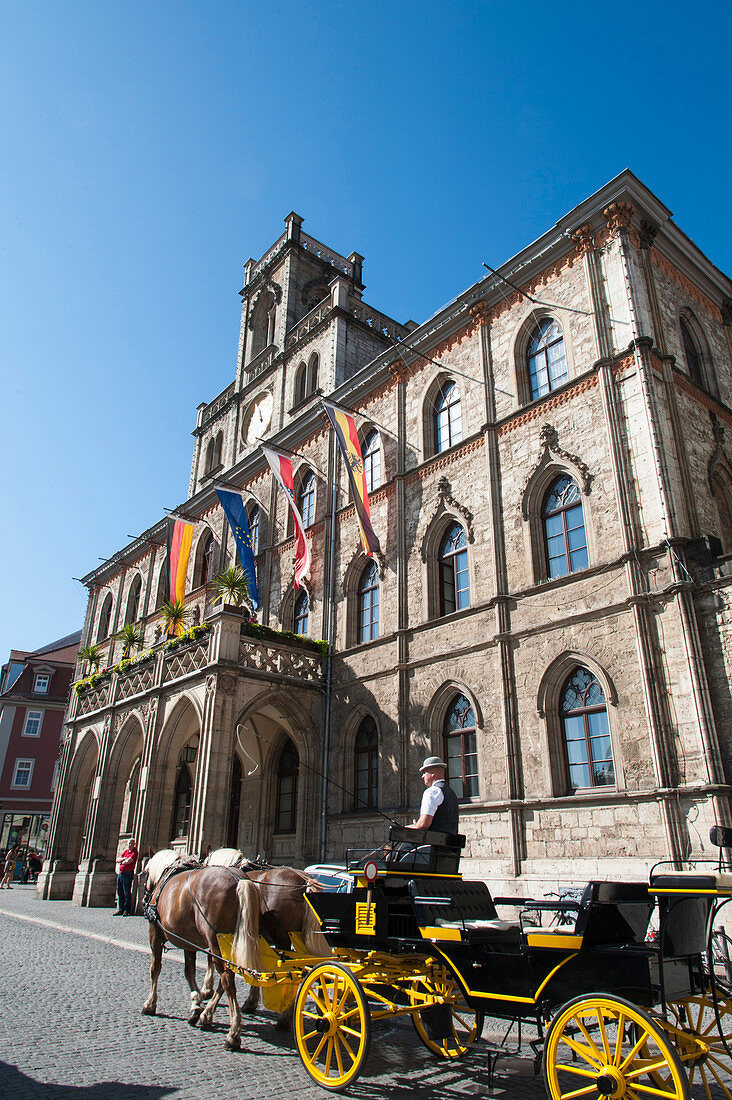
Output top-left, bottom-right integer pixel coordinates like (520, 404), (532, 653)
(141, 857), (259, 1050)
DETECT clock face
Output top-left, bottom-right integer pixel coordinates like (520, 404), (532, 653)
(245, 392), (273, 444)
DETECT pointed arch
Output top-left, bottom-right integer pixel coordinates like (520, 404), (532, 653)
(193, 527), (217, 590)
(60, 728), (100, 865)
(679, 308), (715, 394)
(96, 591), (113, 642)
(709, 453), (732, 553)
(124, 573), (142, 625)
(426, 682), (483, 802)
(418, 496), (474, 620)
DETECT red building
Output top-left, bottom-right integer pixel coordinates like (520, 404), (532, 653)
(0, 632), (80, 858)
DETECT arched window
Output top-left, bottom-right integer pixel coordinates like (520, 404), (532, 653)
(527, 319), (567, 400)
(560, 667), (614, 791)
(294, 590), (309, 635)
(213, 432), (223, 469)
(296, 362), (307, 404)
(171, 765), (192, 838)
(155, 563), (168, 609)
(434, 380), (462, 454)
(195, 531), (216, 589)
(542, 476), (588, 579)
(438, 523), (469, 615)
(680, 317), (703, 386)
(712, 467), (732, 554)
(362, 430), (381, 494)
(308, 353), (319, 393)
(298, 472), (316, 529)
(251, 291), (276, 359)
(247, 505), (260, 557)
(227, 756), (242, 849)
(204, 437), (215, 473)
(357, 561), (379, 643)
(125, 575), (141, 625)
(443, 693), (478, 800)
(354, 716), (378, 809)
(275, 740), (298, 833)
(97, 592), (113, 641)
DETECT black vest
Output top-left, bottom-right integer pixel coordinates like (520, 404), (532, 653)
(430, 779), (459, 834)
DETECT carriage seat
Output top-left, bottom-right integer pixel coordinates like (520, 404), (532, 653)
(408, 878), (521, 945)
(649, 868), (732, 894)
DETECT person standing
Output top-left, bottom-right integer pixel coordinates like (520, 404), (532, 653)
(406, 756), (459, 833)
(0, 845), (20, 889)
(114, 837), (139, 915)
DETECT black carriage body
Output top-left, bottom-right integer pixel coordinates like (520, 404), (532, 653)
(307, 828), (716, 1023)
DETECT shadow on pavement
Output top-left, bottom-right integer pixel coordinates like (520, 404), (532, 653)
(0, 1063), (177, 1099)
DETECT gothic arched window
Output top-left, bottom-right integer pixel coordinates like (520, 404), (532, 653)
(155, 564), (168, 609)
(362, 430), (381, 494)
(443, 694), (478, 800)
(434, 380), (462, 454)
(247, 505), (260, 557)
(294, 590), (309, 635)
(97, 592), (113, 641)
(354, 716), (378, 810)
(438, 523), (469, 615)
(357, 561), (379, 643)
(560, 667), (614, 791)
(171, 765), (193, 838)
(296, 361), (307, 404)
(298, 472), (316, 529)
(195, 531), (216, 589)
(308, 353), (319, 393)
(275, 740), (299, 833)
(528, 319), (567, 400)
(542, 475), (588, 579)
(125, 575), (141, 625)
(680, 317), (704, 386)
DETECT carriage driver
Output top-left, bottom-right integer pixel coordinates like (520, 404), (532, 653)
(405, 756), (459, 835)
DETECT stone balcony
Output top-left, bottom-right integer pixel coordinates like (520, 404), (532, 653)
(69, 610), (325, 722)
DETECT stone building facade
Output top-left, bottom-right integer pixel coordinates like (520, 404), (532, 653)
(40, 171), (732, 906)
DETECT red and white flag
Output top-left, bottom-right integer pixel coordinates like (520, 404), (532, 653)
(262, 446), (311, 588)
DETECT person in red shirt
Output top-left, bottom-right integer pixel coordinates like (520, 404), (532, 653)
(114, 837), (139, 916)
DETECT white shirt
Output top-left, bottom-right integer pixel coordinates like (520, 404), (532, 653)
(419, 782), (445, 820)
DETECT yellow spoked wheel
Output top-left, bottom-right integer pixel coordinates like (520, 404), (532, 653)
(294, 962), (371, 1091)
(544, 993), (690, 1100)
(659, 993), (732, 1099)
(408, 970), (484, 1059)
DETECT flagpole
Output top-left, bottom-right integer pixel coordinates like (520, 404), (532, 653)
(320, 433), (338, 861)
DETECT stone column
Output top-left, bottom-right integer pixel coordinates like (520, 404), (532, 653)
(392, 359), (410, 811)
(72, 713), (116, 906)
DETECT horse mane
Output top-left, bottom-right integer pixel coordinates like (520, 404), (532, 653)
(145, 848), (198, 889)
(204, 847), (245, 868)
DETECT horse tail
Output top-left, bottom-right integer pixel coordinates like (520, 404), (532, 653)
(301, 891), (331, 957)
(232, 878), (261, 972)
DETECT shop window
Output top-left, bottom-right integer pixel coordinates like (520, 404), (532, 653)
(527, 318), (567, 400)
(275, 740), (299, 833)
(442, 694), (478, 800)
(354, 716), (378, 809)
(560, 667), (615, 791)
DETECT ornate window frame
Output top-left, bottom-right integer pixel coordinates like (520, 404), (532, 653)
(512, 310), (574, 407)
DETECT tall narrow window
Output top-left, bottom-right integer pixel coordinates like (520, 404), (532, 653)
(227, 755), (242, 849)
(196, 532), (215, 588)
(298, 472), (315, 528)
(248, 506), (260, 556)
(680, 317), (703, 386)
(560, 667), (614, 791)
(97, 593), (113, 641)
(308, 353), (319, 393)
(171, 765), (192, 838)
(438, 523), (469, 615)
(155, 564), (168, 609)
(296, 362), (307, 403)
(362, 430), (381, 494)
(434, 380), (462, 454)
(528, 319), (567, 400)
(294, 590), (309, 635)
(542, 476), (588, 579)
(354, 716), (378, 809)
(125, 575), (141, 624)
(357, 561), (379, 643)
(275, 740), (298, 833)
(443, 694), (478, 800)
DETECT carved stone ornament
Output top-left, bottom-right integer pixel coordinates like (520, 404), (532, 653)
(419, 477), (475, 562)
(218, 674), (237, 697)
(572, 223), (596, 254)
(639, 220), (658, 251)
(247, 279), (283, 329)
(721, 298), (732, 328)
(521, 424), (593, 519)
(603, 202), (635, 236)
(469, 301), (490, 325)
(206, 674), (216, 696)
(388, 358), (405, 382)
(707, 412), (732, 496)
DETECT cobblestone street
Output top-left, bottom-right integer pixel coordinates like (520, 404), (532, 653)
(1, 886), (731, 1099)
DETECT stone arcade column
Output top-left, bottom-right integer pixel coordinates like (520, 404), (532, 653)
(71, 713), (117, 906)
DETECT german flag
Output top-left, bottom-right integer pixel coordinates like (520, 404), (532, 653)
(167, 518), (195, 604)
(323, 401), (381, 557)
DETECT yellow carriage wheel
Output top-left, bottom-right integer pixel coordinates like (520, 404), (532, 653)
(544, 993), (690, 1100)
(659, 992), (732, 1099)
(408, 971), (484, 1059)
(294, 962), (371, 1091)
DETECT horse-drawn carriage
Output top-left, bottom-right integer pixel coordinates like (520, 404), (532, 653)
(206, 823), (732, 1097)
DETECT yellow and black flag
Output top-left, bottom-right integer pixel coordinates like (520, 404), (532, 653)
(322, 401), (381, 557)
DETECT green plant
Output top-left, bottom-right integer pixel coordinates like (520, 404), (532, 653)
(212, 566), (250, 607)
(240, 620), (327, 656)
(77, 644), (103, 675)
(158, 598), (190, 638)
(115, 622), (144, 660)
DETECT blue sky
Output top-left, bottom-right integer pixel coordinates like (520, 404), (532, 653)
(1, 1), (730, 659)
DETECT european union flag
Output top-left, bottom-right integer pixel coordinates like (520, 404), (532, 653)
(215, 488), (260, 609)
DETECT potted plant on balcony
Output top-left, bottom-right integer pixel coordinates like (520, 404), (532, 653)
(77, 644), (103, 676)
(115, 622), (145, 661)
(158, 598), (190, 640)
(212, 566), (250, 614)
